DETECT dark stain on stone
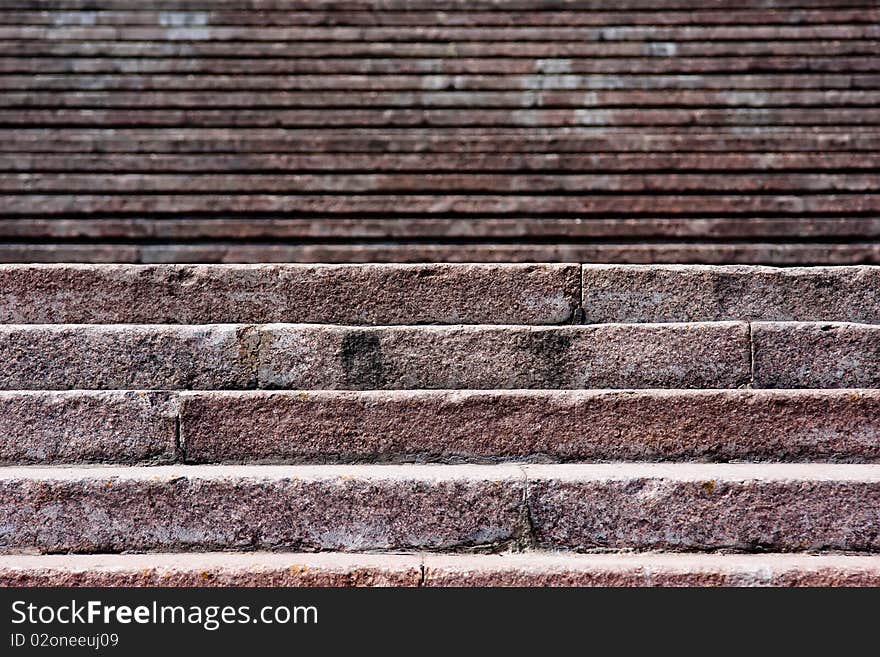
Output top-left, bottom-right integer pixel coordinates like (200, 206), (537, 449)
(520, 329), (573, 386)
(341, 330), (388, 389)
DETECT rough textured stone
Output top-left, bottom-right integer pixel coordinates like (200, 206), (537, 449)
(525, 463), (880, 552)
(4, 243), (880, 266)
(0, 325), (257, 390)
(422, 553), (880, 587)
(0, 553), (422, 587)
(0, 264), (578, 325)
(0, 465), (524, 553)
(258, 323), (750, 389)
(0, 391), (177, 465)
(181, 389), (880, 463)
(752, 321), (880, 388)
(582, 265), (880, 324)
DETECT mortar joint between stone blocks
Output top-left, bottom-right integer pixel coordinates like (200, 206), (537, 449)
(747, 321), (756, 388)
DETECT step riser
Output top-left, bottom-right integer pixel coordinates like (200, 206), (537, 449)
(2, 465), (878, 554)
(0, 263), (579, 326)
(5, 242), (880, 266)
(0, 391), (177, 465)
(2, 322), (878, 390)
(180, 390), (880, 464)
(4, 243), (880, 267)
(5, 390), (878, 465)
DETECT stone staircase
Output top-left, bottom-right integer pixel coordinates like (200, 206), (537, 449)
(1, 263), (879, 586)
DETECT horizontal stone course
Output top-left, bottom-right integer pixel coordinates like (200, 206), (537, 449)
(3, 552), (880, 587)
(5, 388), (878, 466)
(2, 464), (879, 554)
(0, 263), (579, 325)
(180, 389), (880, 463)
(0, 391), (177, 465)
(583, 265), (880, 324)
(257, 323), (749, 390)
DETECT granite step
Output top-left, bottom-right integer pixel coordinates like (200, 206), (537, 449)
(2, 463), (878, 554)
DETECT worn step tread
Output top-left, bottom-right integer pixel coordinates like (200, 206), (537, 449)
(3, 551), (880, 587)
(3, 243), (880, 267)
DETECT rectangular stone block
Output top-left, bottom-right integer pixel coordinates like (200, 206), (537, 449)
(0, 465), (525, 553)
(0, 325), (257, 390)
(180, 389), (880, 463)
(525, 463), (880, 552)
(582, 265), (880, 324)
(257, 323), (750, 389)
(0, 391), (177, 464)
(0, 263), (579, 325)
(752, 321), (880, 388)
(4, 552), (880, 587)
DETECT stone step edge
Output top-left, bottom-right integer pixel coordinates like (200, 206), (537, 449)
(5, 463), (880, 553)
(3, 321), (878, 390)
(3, 552), (880, 587)
(5, 388), (880, 465)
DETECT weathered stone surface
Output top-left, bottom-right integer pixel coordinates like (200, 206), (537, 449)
(181, 389), (880, 463)
(0, 325), (257, 390)
(0, 391), (177, 465)
(0, 553), (422, 587)
(0, 263), (579, 325)
(258, 323), (750, 389)
(582, 265), (880, 323)
(422, 553), (880, 587)
(2, 217), (879, 241)
(525, 463), (880, 552)
(4, 552), (880, 587)
(0, 465), (524, 553)
(753, 322), (880, 388)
